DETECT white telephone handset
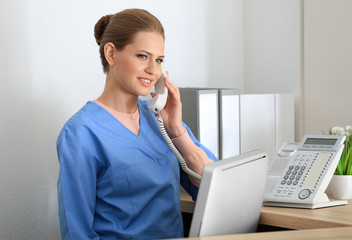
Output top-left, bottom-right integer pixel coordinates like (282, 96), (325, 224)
(264, 134), (347, 209)
(148, 71), (168, 114)
(148, 69), (201, 181)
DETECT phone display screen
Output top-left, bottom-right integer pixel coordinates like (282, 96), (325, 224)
(304, 138), (337, 146)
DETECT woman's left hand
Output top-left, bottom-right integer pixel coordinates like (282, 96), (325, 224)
(156, 72), (186, 139)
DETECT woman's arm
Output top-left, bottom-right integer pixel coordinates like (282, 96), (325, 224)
(57, 130), (100, 240)
(158, 72), (216, 187)
(172, 130), (213, 186)
(177, 122), (217, 200)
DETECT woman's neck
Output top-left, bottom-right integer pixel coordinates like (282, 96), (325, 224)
(97, 96), (138, 114)
(97, 81), (138, 114)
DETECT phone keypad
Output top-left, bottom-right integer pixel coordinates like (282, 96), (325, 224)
(275, 151), (333, 198)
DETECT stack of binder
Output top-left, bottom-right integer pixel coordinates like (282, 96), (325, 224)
(179, 89), (294, 164)
(179, 88), (241, 160)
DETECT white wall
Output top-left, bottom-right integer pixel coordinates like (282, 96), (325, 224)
(243, 0), (302, 140)
(0, 0), (242, 239)
(243, 0), (352, 139)
(304, 0), (352, 134)
(203, 0), (244, 89)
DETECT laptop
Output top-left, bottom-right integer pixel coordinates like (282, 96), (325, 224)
(189, 149), (268, 237)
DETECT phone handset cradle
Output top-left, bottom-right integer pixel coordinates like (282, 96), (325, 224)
(148, 70), (202, 181)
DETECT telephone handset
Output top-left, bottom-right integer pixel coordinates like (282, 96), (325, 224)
(148, 71), (168, 114)
(148, 69), (202, 181)
(263, 134), (347, 209)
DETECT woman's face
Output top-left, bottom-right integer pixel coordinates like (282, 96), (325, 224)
(109, 31), (165, 97)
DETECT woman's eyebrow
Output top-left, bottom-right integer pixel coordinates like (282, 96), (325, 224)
(137, 50), (164, 58)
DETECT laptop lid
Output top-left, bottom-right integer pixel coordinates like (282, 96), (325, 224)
(189, 150), (268, 237)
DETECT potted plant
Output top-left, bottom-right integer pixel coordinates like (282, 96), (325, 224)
(327, 126), (352, 199)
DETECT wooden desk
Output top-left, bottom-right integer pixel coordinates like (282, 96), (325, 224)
(180, 193), (352, 230)
(172, 227), (352, 240)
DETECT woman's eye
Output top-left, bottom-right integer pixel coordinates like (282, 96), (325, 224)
(156, 58), (164, 64)
(137, 55), (147, 60)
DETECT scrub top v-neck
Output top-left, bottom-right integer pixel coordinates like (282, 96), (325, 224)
(57, 99), (216, 239)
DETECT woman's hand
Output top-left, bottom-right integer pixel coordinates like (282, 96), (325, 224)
(153, 72), (186, 139)
(152, 72), (214, 187)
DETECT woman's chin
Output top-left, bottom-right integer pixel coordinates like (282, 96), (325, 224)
(138, 91), (153, 100)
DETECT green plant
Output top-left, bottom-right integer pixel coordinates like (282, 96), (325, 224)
(329, 126), (352, 175)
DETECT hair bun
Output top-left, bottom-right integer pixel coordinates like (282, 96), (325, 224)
(94, 14), (112, 45)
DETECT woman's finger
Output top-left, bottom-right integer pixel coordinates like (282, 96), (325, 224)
(164, 72), (180, 100)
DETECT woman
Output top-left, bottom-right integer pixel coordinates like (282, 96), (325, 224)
(57, 9), (216, 239)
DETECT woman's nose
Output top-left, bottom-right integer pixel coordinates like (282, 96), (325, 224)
(145, 62), (157, 76)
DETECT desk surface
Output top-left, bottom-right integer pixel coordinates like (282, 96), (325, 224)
(180, 193), (352, 230)
(172, 227), (352, 240)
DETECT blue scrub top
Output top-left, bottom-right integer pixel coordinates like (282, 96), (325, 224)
(57, 100), (216, 240)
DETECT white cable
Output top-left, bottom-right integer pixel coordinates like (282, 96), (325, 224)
(156, 113), (201, 181)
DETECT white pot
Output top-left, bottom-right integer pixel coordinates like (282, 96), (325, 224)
(327, 175), (352, 200)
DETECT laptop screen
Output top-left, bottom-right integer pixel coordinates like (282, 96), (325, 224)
(189, 150), (268, 237)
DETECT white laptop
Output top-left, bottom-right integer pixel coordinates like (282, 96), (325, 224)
(189, 149), (268, 237)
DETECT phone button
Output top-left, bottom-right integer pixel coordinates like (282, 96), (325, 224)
(298, 189), (311, 199)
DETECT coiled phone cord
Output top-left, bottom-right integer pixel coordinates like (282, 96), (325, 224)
(156, 113), (202, 181)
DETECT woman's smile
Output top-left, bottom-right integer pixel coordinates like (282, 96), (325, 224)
(138, 77), (153, 87)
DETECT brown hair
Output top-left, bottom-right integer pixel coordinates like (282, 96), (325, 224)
(94, 9), (165, 73)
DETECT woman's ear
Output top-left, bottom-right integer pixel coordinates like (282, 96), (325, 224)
(104, 42), (116, 66)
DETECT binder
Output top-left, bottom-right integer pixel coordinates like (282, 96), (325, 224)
(179, 88), (219, 159)
(240, 94), (294, 164)
(218, 89), (240, 160)
(240, 94), (275, 162)
(274, 94), (295, 153)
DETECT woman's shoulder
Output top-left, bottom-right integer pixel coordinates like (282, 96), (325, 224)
(58, 102), (102, 138)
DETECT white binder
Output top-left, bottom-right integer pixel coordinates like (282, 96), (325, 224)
(218, 89), (240, 160)
(179, 88), (219, 159)
(240, 94), (294, 165)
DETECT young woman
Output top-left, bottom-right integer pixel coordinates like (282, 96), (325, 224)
(57, 9), (216, 239)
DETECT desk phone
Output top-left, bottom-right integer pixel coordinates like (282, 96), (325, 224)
(264, 134), (348, 209)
